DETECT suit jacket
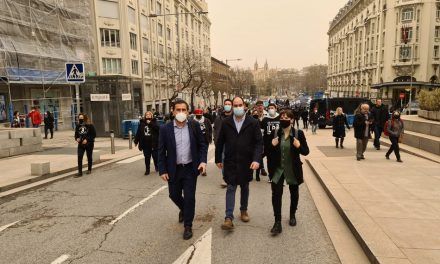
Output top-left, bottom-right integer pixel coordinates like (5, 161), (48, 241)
(158, 120), (208, 182)
(215, 115), (263, 186)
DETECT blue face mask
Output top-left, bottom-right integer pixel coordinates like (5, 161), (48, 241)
(233, 107), (245, 117)
(224, 105), (232, 112)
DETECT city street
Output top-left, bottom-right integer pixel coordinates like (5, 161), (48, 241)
(0, 142), (341, 264)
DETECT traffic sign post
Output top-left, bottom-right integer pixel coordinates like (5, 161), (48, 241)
(66, 63), (85, 120)
(400, 93), (405, 108)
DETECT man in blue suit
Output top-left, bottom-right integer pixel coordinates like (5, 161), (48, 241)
(158, 100), (208, 240)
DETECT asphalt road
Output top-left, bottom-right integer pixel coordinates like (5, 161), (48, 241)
(0, 147), (340, 264)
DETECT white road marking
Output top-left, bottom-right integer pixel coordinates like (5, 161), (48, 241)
(0, 221), (20, 233)
(50, 254), (70, 264)
(116, 155), (144, 164)
(109, 185), (168, 226)
(173, 228), (212, 264)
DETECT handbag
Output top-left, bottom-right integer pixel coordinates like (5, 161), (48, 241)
(398, 134), (403, 143)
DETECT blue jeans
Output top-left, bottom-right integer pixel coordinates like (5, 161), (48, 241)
(225, 183), (249, 220)
(374, 126), (383, 148)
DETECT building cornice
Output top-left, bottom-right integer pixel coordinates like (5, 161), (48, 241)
(328, 0), (375, 35)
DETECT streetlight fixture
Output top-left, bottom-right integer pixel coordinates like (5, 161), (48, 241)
(147, 11), (208, 84)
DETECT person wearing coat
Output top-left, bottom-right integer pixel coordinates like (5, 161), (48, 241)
(134, 111), (160, 175)
(44, 111), (55, 139)
(371, 99), (389, 150)
(215, 97), (263, 231)
(332, 107), (350, 149)
(28, 106), (42, 128)
(385, 111), (404, 162)
(353, 104), (372, 161)
(74, 113), (96, 177)
(309, 108), (319, 134)
(158, 100), (208, 240)
(266, 109), (309, 234)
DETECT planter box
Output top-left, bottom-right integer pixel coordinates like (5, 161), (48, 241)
(418, 110), (440, 121)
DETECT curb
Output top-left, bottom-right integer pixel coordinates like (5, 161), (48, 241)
(305, 159), (380, 264)
(380, 140), (440, 164)
(0, 153), (141, 199)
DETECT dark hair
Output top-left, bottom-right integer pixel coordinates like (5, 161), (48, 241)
(268, 103), (277, 108)
(78, 113), (89, 124)
(279, 109), (294, 119)
(224, 99), (232, 104)
(13, 111), (19, 116)
(173, 99), (189, 110)
(256, 100), (263, 106)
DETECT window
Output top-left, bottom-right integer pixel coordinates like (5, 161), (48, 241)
(100, 28), (120, 47)
(167, 47), (172, 60)
(144, 62), (151, 75)
(142, 38), (149, 53)
(131, 60), (139, 75)
(436, 26), (440, 38)
(402, 8), (413, 21)
(401, 27), (413, 43)
(128, 7), (136, 25)
(152, 41), (156, 56)
(96, 0), (119, 19)
(158, 23), (163, 37)
(141, 14), (148, 30)
(159, 44), (164, 58)
(102, 58), (122, 74)
(435, 46), (439, 59)
(399, 46), (412, 60)
(130, 33), (137, 50)
(156, 1), (162, 15)
(167, 27), (171, 40)
(150, 0), (155, 11)
(437, 5), (440, 19)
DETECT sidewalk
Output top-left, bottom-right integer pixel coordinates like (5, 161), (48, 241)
(0, 130), (141, 193)
(304, 128), (440, 264)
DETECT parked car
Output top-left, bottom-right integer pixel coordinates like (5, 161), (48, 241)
(402, 101), (420, 115)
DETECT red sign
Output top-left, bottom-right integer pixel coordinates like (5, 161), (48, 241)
(400, 93), (405, 99)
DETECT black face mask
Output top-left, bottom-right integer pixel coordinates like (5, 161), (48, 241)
(393, 115), (400, 119)
(252, 115), (259, 119)
(280, 120), (291, 128)
(196, 115), (202, 120)
(78, 119), (84, 124)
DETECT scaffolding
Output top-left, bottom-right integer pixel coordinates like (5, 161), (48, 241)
(0, 0), (95, 126)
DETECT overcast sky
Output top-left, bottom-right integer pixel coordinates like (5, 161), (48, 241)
(208, 0), (348, 69)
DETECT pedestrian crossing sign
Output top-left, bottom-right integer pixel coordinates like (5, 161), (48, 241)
(65, 63), (85, 83)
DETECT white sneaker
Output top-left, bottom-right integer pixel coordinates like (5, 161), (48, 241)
(220, 181), (228, 188)
(267, 179), (272, 183)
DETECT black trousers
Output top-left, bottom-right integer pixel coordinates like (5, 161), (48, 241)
(143, 147), (158, 172)
(168, 164), (197, 227)
(386, 136), (401, 160)
(303, 119), (308, 129)
(44, 127), (53, 138)
(78, 143), (94, 173)
(271, 175), (299, 222)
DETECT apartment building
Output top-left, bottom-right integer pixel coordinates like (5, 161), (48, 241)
(85, 0), (211, 135)
(0, 0), (93, 128)
(328, 0), (440, 108)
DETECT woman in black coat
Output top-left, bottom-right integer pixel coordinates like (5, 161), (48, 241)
(332, 107), (350, 148)
(44, 111), (55, 139)
(134, 111), (160, 175)
(266, 109), (309, 234)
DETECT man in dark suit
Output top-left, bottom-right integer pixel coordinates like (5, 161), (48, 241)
(158, 100), (208, 240)
(215, 96), (263, 230)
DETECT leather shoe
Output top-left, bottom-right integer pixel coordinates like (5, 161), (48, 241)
(221, 218), (234, 230)
(271, 221), (282, 234)
(261, 169), (268, 176)
(183, 226), (193, 240)
(74, 173), (83, 178)
(178, 211), (184, 223)
(240, 211), (250, 222)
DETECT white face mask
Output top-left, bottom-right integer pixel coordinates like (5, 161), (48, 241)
(175, 112), (187, 122)
(268, 109), (276, 117)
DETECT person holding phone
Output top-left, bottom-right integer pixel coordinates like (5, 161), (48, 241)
(158, 100), (208, 240)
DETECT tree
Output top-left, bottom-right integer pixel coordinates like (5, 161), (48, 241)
(302, 64), (328, 94)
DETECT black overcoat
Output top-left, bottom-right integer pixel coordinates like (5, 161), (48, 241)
(215, 115), (263, 186)
(332, 114), (350, 138)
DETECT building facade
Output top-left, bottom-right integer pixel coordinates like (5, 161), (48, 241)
(86, 0), (211, 135)
(0, 0), (93, 129)
(328, 0), (440, 108)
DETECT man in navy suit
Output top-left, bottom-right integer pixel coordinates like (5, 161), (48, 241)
(158, 100), (208, 240)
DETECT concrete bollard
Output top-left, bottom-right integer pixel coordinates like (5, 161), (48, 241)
(31, 162), (50, 176)
(128, 128), (133, 149)
(110, 130), (115, 154)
